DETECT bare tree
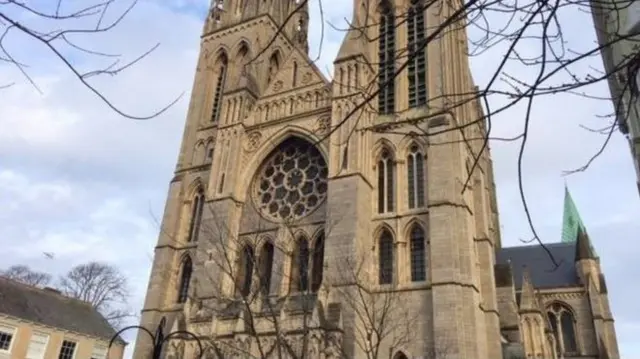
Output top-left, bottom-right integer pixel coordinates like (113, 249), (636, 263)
(0, 0), (180, 119)
(155, 203), (433, 359)
(58, 261), (133, 329)
(1, 265), (51, 287)
(1, 262), (132, 329)
(328, 256), (416, 359)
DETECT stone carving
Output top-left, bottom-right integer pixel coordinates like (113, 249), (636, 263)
(193, 299), (212, 322)
(166, 340), (185, 359)
(245, 131), (262, 152)
(273, 80), (283, 92)
(315, 117), (331, 134)
(302, 72), (312, 84)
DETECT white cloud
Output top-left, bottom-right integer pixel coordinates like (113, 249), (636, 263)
(1, 0), (639, 358)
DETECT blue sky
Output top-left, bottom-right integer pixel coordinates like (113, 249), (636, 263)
(1, 0), (639, 357)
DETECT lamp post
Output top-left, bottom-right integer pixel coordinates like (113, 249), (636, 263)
(108, 317), (204, 359)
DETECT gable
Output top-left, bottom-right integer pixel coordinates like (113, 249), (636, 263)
(261, 47), (328, 98)
(0, 278), (123, 342)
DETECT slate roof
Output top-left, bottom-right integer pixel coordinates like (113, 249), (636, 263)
(0, 277), (125, 343)
(496, 242), (580, 289)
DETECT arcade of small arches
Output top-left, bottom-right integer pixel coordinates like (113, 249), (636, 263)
(175, 230), (326, 304)
(205, 43), (287, 126)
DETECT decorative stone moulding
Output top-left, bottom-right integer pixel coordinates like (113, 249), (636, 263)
(245, 131), (262, 152)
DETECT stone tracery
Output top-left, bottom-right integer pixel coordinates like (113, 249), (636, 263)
(253, 137), (328, 222)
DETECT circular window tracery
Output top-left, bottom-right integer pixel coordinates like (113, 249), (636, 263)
(253, 137), (328, 222)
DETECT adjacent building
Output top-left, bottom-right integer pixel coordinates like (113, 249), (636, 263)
(134, 0), (621, 357)
(0, 277), (126, 359)
(591, 0), (640, 194)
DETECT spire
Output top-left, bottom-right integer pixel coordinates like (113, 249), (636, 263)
(561, 184), (586, 243)
(287, 0), (309, 54)
(561, 184), (598, 257)
(494, 263), (514, 287)
(575, 227), (596, 260)
(518, 266), (539, 312)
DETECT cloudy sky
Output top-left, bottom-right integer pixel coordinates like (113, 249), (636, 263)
(1, 0), (639, 357)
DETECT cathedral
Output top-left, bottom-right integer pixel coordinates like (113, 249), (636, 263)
(132, 0), (620, 357)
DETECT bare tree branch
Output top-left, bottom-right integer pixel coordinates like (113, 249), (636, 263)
(0, 0), (181, 120)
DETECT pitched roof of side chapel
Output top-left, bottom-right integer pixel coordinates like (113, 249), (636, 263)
(496, 242), (580, 289)
(0, 277), (125, 343)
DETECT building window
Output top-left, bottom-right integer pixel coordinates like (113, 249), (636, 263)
(407, 144), (425, 209)
(311, 231), (325, 292)
(253, 137), (328, 222)
(378, 149), (395, 213)
(211, 54), (228, 123)
(238, 245), (255, 297)
(26, 332), (49, 359)
(0, 324), (15, 353)
(409, 225), (426, 281)
(90, 344), (108, 359)
(378, 229), (394, 284)
(291, 237), (310, 292)
(258, 242), (274, 295)
(547, 303), (578, 355)
(58, 340), (76, 359)
(177, 256), (193, 304)
(378, 2), (396, 114)
(407, 0), (427, 108)
(187, 188), (205, 243)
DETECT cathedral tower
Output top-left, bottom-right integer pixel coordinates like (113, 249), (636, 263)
(133, 0), (504, 357)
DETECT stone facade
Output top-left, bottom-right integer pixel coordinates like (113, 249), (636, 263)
(132, 0), (620, 358)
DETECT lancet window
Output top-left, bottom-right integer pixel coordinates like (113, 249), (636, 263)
(407, 0), (427, 107)
(378, 3), (396, 114)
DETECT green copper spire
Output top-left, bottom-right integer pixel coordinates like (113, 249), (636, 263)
(561, 184), (597, 256)
(561, 184), (586, 244)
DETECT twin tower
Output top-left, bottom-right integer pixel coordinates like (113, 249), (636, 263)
(133, 0), (513, 357)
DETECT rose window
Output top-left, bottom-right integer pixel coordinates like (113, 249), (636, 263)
(253, 137), (328, 221)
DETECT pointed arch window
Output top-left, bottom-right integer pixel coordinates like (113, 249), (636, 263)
(238, 245), (255, 297)
(292, 61), (298, 87)
(267, 52), (281, 85)
(407, 0), (427, 108)
(378, 229), (394, 285)
(291, 238), (310, 292)
(212, 54), (228, 123)
(378, 149), (395, 213)
(187, 188), (205, 242)
(311, 232), (325, 292)
(407, 144), (425, 209)
(393, 352), (408, 359)
(258, 242), (274, 295)
(547, 303), (578, 355)
(409, 225), (426, 281)
(378, 3), (396, 114)
(177, 256), (193, 303)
